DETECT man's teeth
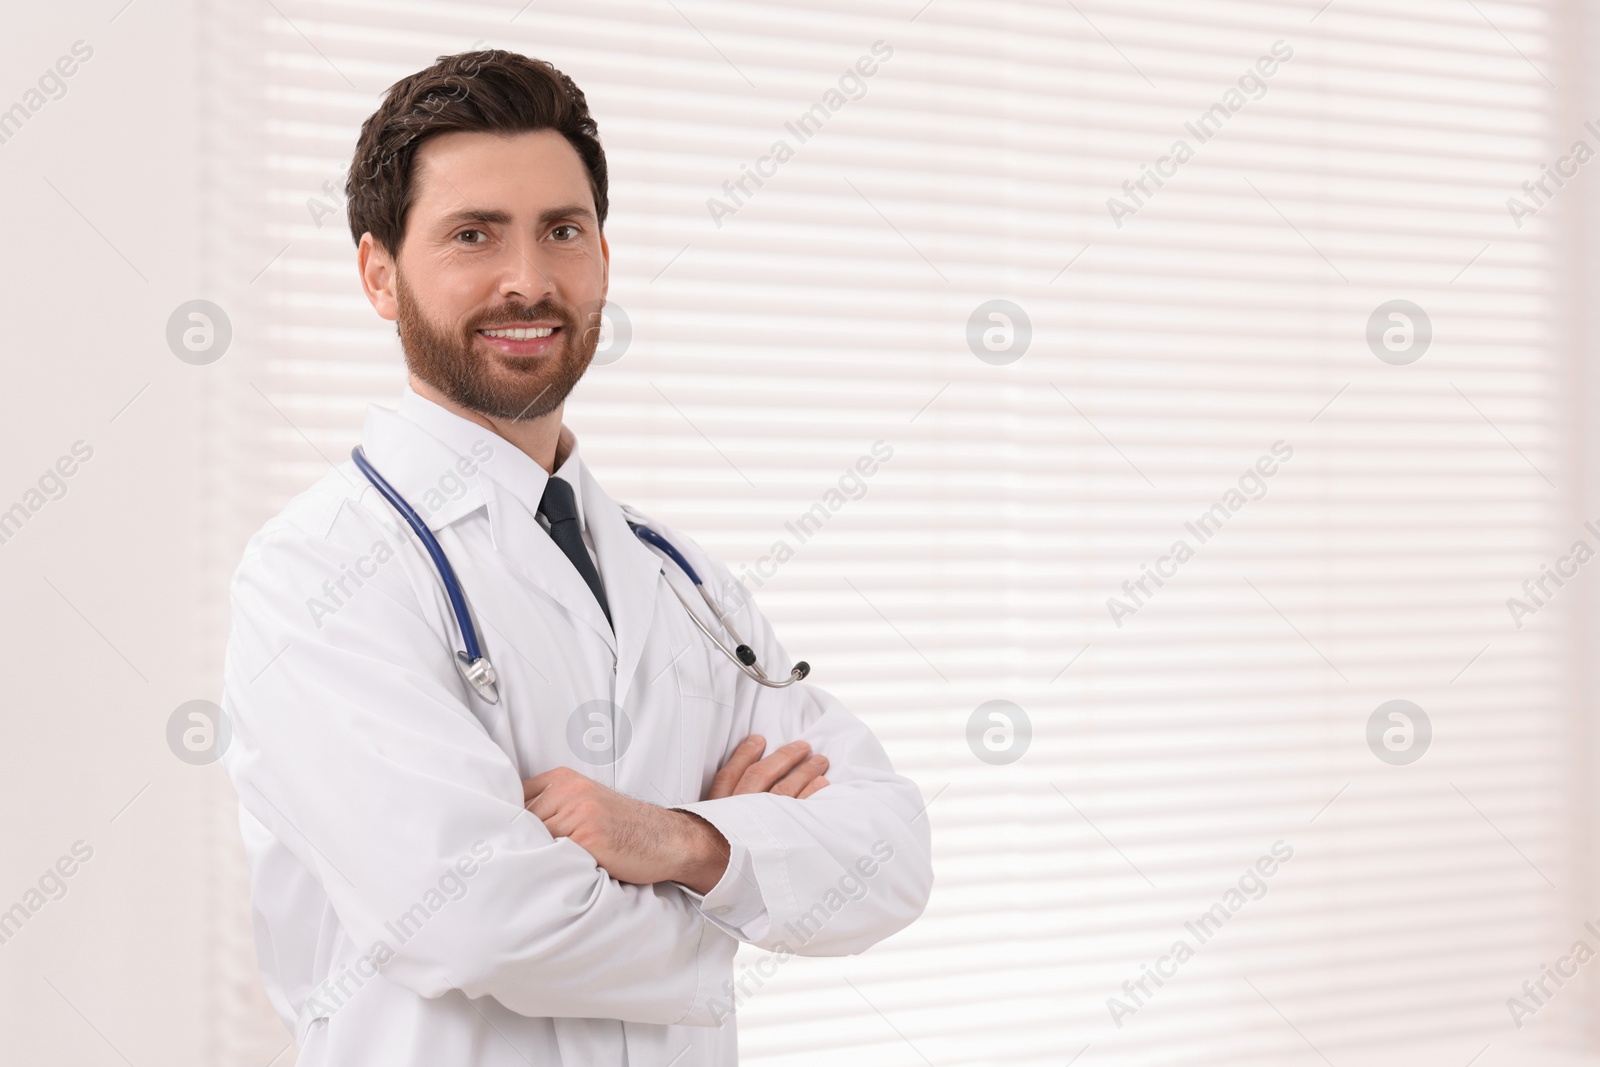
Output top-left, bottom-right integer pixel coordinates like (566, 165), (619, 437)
(481, 326), (555, 339)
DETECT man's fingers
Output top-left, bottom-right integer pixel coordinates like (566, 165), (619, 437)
(769, 755), (829, 798)
(706, 735), (766, 800)
(732, 740), (813, 795)
(706, 737), (829, 800)
(797, 776), (830, 799)
(523, 768), (567, 803)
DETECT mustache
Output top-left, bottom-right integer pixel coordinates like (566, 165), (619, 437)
(465, 300), (575, 332)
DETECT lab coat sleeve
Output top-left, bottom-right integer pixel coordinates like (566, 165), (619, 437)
(669, 547), (935, 956)
(666, 834), (766, 937)
(220, 493), (736, 1025)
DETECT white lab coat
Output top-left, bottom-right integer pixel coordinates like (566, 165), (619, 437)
(219, 390), (934, 1066)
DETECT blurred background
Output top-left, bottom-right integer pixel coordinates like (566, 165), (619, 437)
(3, 0), (1598, 1064)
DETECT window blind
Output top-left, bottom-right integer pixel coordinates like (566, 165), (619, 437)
(200, 0), (1585, 1063)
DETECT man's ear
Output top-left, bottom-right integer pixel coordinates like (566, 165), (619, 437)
(599, 229), (610, 302)
(357, 232), (399, 322)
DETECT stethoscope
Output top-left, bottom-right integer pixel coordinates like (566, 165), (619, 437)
(352, 446), (809, 705)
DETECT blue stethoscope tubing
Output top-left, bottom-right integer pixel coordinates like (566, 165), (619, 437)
(352, 445), (502, 702)
(351, 446), (808, 704)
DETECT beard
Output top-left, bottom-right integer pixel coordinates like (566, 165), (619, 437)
(395, 270), (600, 422)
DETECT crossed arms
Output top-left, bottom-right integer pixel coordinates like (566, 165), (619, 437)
(521, 736), (831, 893)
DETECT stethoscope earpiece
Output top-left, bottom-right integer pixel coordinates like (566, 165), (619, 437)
(628, 521), (811, 689)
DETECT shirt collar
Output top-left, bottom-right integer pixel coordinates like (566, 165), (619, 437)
(397, 385), (586, 530)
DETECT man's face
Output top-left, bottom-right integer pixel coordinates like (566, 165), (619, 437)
(363, 128), (609, 422)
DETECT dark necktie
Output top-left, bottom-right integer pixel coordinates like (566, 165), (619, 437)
(538, 475), (612, 629)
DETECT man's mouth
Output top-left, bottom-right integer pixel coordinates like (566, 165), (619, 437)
(474, 321), (565, 358)
(478, 325), (558, 340)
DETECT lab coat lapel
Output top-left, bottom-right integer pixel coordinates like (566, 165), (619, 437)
(358, 406), (490, 530)
(580, 465), (662, 709)
(484, 479), (617, 655)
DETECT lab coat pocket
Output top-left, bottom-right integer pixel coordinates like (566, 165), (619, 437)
(665, 617), (722, 702)
(674, 692), (730, 804)
(672, 637), (739, 804)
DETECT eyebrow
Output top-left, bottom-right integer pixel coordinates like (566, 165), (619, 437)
(435, 204), (597, 230)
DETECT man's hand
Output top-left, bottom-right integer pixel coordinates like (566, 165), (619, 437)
(706, 736), (830, 800)
(522, 767), (728, 892)
(520, 737), (830, 894)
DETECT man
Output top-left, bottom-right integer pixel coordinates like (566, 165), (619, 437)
(220, 49), (932, 1066)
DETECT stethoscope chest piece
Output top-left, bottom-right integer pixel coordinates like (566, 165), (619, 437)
(456, 651), (500, 705)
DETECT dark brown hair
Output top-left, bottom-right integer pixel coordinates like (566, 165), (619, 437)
(345, 49), (608, 253)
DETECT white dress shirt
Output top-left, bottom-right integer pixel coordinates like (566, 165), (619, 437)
(219, 388), (933, 1066)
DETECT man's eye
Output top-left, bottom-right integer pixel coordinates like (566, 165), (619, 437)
(551, 225), (578, 241)
(456, 229), (485, 244)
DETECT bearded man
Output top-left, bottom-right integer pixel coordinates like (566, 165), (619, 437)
(218, 49), (932, 1067)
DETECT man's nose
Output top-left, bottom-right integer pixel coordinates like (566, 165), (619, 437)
(496, 240), (558, 305)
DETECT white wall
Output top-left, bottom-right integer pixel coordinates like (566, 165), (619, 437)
(0, 2), (216, 1064)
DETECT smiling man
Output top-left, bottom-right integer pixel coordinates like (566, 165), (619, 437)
(219, 50), (932, 1067)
